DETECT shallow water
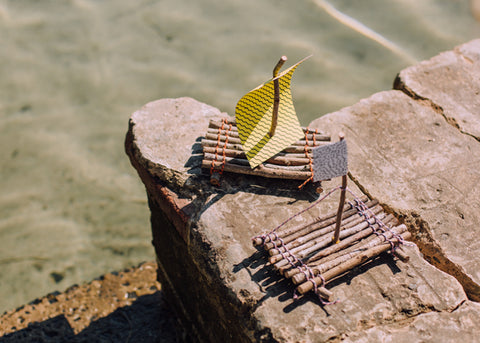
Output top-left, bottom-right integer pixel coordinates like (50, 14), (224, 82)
(1, 0), (479, 313)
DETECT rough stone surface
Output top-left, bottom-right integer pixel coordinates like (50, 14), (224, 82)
(312, 44), (480, 304)
(126, 90), (478, 341)
(0, 262), (180, 342)
(395, 38), (480, 140)
(128, 97), (226, 196)
(341, 301), (480, 343)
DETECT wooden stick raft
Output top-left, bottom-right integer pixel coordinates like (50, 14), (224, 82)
(252, 194), (411, 304)
(201, 118), (331, 185)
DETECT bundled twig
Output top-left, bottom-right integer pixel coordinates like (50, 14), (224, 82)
(202, 119), (331, 183)
(252, 196), (411, 303)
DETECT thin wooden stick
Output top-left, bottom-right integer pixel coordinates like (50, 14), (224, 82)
(333, 133), (347, 244)
(204, 133), (242, 144)
(296, 231), (411, 294)
(253, 197), (371, 247)
(204, 146), (332, 161)
(207, 127), (241, 137)
(289, 223), (406, 284)
(303, 216), (399, 263)
(295, 214), (395, 259)
(265, 205), (366, 252)
(203, 146), (312, 166)
(203, 146), (246, 159)
(202, 138), (322, 154)
(294, 229), (410, 288)
(202, 160), (311, 180)
(271, 213), (392, 269)
(307, 219), (400, 267)
(206, 128), (330, 143)
(204, 153), (312, 171)
(208, 118), (237, 127)
(268, 206), (385, 259)
(269, 56), (287, 138)
(393, 247), (409, 262)
(203, 135), (331, 149)
(316, 287), (334, 302)
(281, 216), (399, 277)
(201, 139), (244, 151)
(209, 119), (331, 140)
(261, 198), (376, 249)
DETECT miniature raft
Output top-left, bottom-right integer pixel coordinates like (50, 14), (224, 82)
(201, 118), (331, 185)
(252, 190), (411, 303)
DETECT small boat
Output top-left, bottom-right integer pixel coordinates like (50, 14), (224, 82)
(201, 55), (331, 187)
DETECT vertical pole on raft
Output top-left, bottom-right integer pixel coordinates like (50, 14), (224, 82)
(333, 133), (347, 244)
(269, 55), (287, 138)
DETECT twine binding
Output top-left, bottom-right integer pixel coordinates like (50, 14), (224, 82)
(252, 187), (409, 305)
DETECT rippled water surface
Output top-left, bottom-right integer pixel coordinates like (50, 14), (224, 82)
(1, 0), (479, 312)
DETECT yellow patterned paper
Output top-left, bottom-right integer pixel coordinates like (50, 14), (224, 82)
(235, 57), (309, 168)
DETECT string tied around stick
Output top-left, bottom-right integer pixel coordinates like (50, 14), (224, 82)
(252, 186), (344, 304)
(298, 127), (318, 189)
(253, 185), (411, 305)
(345, 187), (413, 254)
(270, 233), (299, 266)
(209, 118), (233, 185)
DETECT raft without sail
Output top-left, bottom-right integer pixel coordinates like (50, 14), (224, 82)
(252, 137), (411, 304)
(201, 56), (331, 186)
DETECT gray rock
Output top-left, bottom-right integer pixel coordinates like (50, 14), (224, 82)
(312, 38), (480, 303)
(342, 301), (480, 343)
(395, 38), (480, 140)
(126, 92), (475, 341)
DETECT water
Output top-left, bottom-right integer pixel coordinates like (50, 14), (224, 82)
(1, 0), (479, 313)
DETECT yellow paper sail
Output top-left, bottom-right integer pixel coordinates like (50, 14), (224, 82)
(235, 56), (310, 168)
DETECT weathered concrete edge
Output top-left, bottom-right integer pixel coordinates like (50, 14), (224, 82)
(127, 96), (475, 342)
(401, 209), (480, 302)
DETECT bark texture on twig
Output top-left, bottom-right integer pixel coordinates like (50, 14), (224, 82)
(202, 119), (331, 182)
(252, 196), (412, 302)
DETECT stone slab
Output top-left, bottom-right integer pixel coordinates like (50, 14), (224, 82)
(395, 39), (480, 139)
(310, 90), (480, 302)
(126, 96), (472, 342)
(342, 300), (480, 343)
